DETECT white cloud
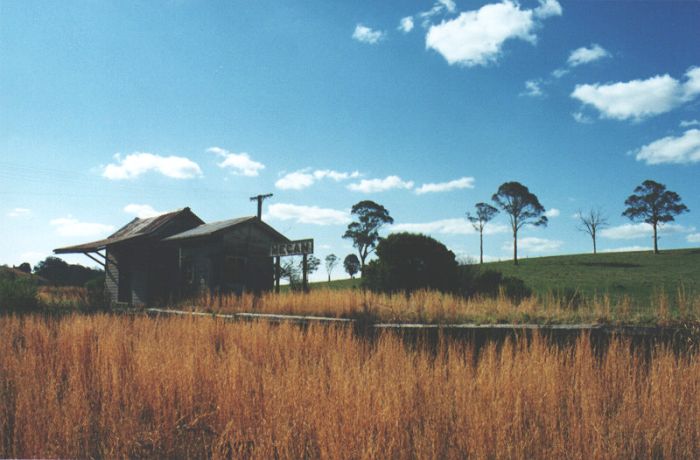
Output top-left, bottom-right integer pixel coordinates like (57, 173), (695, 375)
(265, 203), (350, 226)
(102, 152), (202, 180)
(544, 208), (560, 218)
(348, 175), (414, 193)
(419, 0), (457, 25)
(50, 217), (114, 238)
(415, 176), (475, 194)
(572, 111), (593, 124)
(208, 147), (265, 177)
(391, 218), (509, 236)
(601, 223), (695, 240)
(601, 246), (652, 253)
(522, 79), (544, 97)
(123, 204), (164, 219)
(425, 0), (561, 67)
(680, 119), (700, 128)
(551, 67), (569, 79)
(533, 0), (562, 19)
(399, 16), (414, 33)
(352, 24), (385, 44)
(502, 237), (562, 253)
(571, 67), (700, 121)
(7, 208), (31, 218)
(567, 44), (610, 67)
(686, 233), (700, 243)
(275, 169), (360, 190)
(634, 129), (700, 165)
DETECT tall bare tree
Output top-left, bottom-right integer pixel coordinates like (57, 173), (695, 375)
(623, 180), (689, 254)
(324, 254), (339, 282)
(467, 202), (499, 264)
(492, 182), (547, 265)
(576, 208), (608, 254)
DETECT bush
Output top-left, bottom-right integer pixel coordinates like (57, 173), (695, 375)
(459, 268), (531, 303)
(362, 233), (460, 294)
(0, 278), (39, 313)
(85, 277), (106, 311)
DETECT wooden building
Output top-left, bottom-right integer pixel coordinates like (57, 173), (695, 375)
(54, 208), (293, 306)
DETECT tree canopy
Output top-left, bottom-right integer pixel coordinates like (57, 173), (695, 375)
(362, 232), (459, 294)
(342, 200), (394, 269)
(623, 180), (689, 254)
(343, 254), (361, 279)
(492, 182), (547, 265)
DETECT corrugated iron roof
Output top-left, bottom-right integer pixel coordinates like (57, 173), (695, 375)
(164, 216), (291, 243)
(54, 208), (201, 254)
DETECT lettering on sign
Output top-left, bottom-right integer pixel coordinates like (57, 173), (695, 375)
(270, 239), (314, 257)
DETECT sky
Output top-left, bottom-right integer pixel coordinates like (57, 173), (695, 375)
(1, 0), (699, 281)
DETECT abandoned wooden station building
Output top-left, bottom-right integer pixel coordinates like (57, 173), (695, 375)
(54, 207), (313, 306)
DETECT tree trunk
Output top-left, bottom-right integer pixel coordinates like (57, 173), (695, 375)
(328, 274), (331, 282)
(513, 231), (518, 266)
(479, 230), (484, 265)
(653, 223), (659, 254)
(592, 230), (597, 255)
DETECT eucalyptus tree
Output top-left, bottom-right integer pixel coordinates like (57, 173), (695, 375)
(343, 200), (394, 269)
(576, 208), (608, 254)
(492, 182), (547, 265)
(467, 202), (499, 264)
(623, 180), (689, 254)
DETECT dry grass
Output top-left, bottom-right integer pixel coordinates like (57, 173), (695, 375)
(37, 286), (90, 309)
(191, 288), (700, 325)
(2, 314), (700, 458)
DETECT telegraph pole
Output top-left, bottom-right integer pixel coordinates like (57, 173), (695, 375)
(249, 193), (273, 220)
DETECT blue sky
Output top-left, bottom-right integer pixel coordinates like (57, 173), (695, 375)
(2, 0), (699, 280)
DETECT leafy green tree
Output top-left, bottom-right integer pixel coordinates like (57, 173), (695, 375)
(33, 256), (104, 286)
(324, 254), (339, 282)
(623, 180), (689, 254)
(343, 254), (361, 279)
(362, 233), (459, 294)
(16, 262), (31, 274)
(467, 202), (499, 264)
(492, 182), (547, 265)
(343, 201), (394, 269)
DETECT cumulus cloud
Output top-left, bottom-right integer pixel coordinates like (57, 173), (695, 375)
(7, 208), (31, 218)
(123, 204), (164, 219)
(544, 208), (560, 218)
(391, 218), (509, 236)
(601, 223), (695, 240)
(265, 203), (350, 226)
(567, 44), (610, 67)
(687, 233), (700, 243)
(425, 0), (561, 67)
(601, 246), (652, 253)
(399, 16), (414, 33)
(348, 175), (414, 193)
(102, 152), (202, 180)
(275, 169), (360, 190)
(571, 67), (700, 121)
(634, 129), (700, 165)
(352, 24), (385, 44)
(522, 79), (544, 97)
(415, 177), (475, 194)
(502, 237), (562, 253)
(208, 147), (265, 177)
(50, 217), (114, 238)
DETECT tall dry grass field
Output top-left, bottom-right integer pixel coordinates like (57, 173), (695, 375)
(193, 288), (700, 325)
(2, 314), (699, 458)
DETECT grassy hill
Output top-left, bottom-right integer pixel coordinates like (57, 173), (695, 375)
(478, 248), (700, 307)
(310, 249), (700, 308)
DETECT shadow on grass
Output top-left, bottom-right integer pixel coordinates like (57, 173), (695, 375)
(577, 262), (642, 269)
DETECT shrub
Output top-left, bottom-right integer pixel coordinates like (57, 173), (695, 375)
(362, 233), (460, 294)
(459, 268), (530, 303)
(0, 277), (39, 313)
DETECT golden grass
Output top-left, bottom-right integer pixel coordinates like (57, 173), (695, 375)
(2, 314), (699, 458)
(192, 288), (700, 325)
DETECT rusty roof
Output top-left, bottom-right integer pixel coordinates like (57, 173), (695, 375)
(164, 216), (291, 243)
(54, 208), (203, 254)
